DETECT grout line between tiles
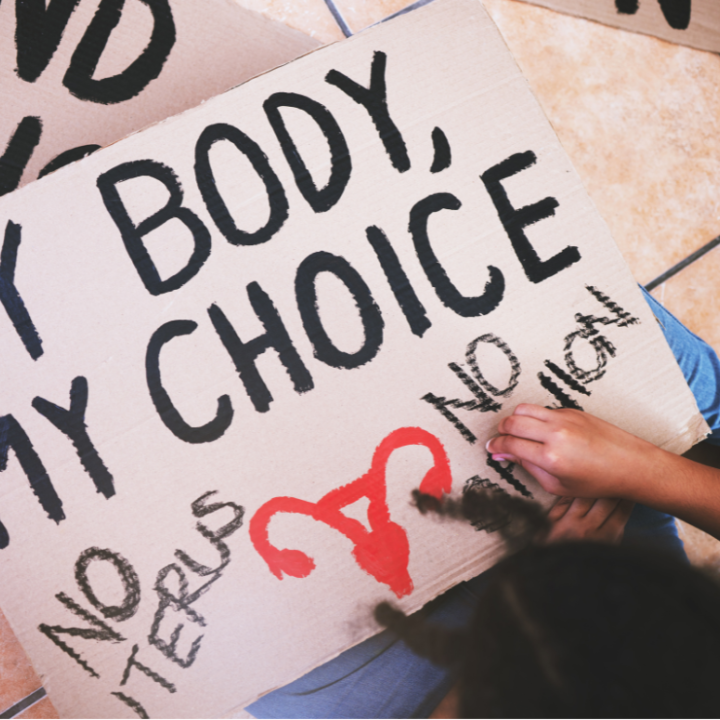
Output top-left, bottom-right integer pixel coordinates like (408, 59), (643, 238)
(0, 687), (46, 720)
(645, 234), (720, 292)
(322, 0), (353, 37)
(377, 0), (439, 25)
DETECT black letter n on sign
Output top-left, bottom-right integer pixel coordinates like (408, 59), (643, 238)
(481, 151), (580, 284)
(97, 160), (211, 295)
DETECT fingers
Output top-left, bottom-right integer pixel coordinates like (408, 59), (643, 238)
(486, 434), (547, 467)
(547, 496), (573, 522)
(497, 414), (551, 443)
(546, 497), (635, 544)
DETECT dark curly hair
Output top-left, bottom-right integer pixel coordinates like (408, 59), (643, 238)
(375, 491), (720, 717)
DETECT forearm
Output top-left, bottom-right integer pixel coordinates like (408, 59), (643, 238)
(624, 447), (720, 541)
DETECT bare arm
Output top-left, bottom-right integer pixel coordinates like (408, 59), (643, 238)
(486, 404), (720, 540)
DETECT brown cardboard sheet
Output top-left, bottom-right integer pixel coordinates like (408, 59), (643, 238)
(0, 0), (319, 195)
(0, 0), (707, 716)
(514, 0), (720, 52)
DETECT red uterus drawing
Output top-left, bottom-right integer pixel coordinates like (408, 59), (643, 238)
(249, 427), (452, 598)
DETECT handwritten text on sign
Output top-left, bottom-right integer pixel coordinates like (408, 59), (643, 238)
(0, 2), (704, 716)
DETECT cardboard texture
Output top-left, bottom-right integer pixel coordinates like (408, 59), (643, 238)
(0, 0), (319, 196)
(0, 0), (708, 716)
(514, 0), (720, 53)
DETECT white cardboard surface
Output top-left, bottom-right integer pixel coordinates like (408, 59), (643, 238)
(515, 0), (720, 52)
(0, 0), (318, 193)
(0, 0), (708, 717)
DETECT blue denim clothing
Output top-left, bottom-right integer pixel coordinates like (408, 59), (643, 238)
(248, 287), (720, 719)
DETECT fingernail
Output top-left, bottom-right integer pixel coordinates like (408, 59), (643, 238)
(485, 436), (497, 452)
(492, 454), (512, 462)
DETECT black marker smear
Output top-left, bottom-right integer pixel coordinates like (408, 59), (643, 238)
(366, 225), (431, 338)
(0, 117), (42, 196)
(296, 251), (384, 370)
(326, 51), (410, 173)
(264, 92), (351, 213)
(195, 123), (288, 245)
(430, 127), (451, 173)
(38, 144), (100, 179)
(544, 359), (590, 396)
(111, 692), (149, 719)
(209, 283), (313, 413)
(0, 414), (64, 548)
(121, 644), (176, 693)
(487, 452), (532, 498)
(0, 220), (44, 359)
(38, 592), (124, 678)
(463, 475), (510, 532)
(466, 334), (521, 398)
(74, 547), (140, 622)
(32, 376), (116, 499)
(538, 372), (583, 410)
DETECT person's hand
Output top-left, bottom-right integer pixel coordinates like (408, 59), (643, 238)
(545, 496), (635, 543)
(486, 404), (664, 499)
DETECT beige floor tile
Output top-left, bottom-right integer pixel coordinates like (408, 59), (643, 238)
(483, 0), (720, 286)
(0, 608), (43, 716)
(17, 696), (59, 720)
(649, 245), (720, 355)
(233, 0), (345, 43)
(331, 0), (417, 32)
(677, 520), (720, 580)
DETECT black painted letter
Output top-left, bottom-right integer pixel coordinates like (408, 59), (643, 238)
(481, 151), (580, 284)
(326, 51), (410, 173)
(146, 320), (233, 443)
(63, 0), (176, 104)
(195, 123), (288, 245)
(15, 0), (81, 82)
(264, 92), (351, 213)
(0, 414), (65, 549)
(32, 376), (115, 499)
(0, 220), (44, 359)
(0, 117), (42, 196)
(98, 160), (211, 295)
(296, 251), (384, 369)
(209, 285), (313, 413)
(75, 547), (140, 621)
(409, 193), (504, 317)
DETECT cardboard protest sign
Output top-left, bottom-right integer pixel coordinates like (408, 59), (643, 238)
(0, 0), (708, 716)
(0, 0), (318, 196)
(515, 0), (720, 52)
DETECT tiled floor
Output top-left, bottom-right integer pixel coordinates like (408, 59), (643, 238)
(2, 0), (720, 716)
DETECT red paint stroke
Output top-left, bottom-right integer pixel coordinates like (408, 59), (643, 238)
(249, 427), (452, 598)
